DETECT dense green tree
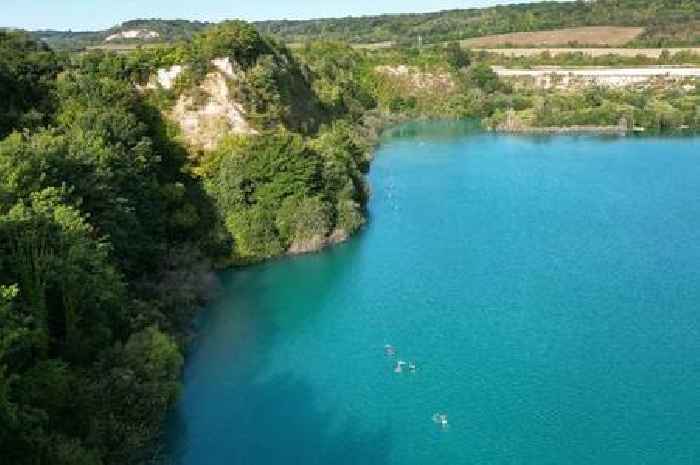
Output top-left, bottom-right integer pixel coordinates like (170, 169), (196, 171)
(0, 31), (216, 465)
(0, 285), (21, 420)
(297, 42), (376, 120)
(0, 31), (62, 138)
(84, 326), (182, 464)
(192, 20), (272, 69)
(205, 132), (323, 260)
(0, 188), (125, 360)
(276, 196), (332, 247)
(466, 62), (502, 94)
(444, 42), (471, 70)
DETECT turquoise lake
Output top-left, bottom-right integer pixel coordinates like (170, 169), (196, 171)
(166, 121), (700, 465)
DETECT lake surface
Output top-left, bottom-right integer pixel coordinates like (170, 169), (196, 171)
(166, 121), (700, 465)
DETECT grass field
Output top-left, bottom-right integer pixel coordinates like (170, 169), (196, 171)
(459, 26), (644, 48)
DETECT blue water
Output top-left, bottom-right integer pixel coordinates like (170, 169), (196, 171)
(166, 121), (700, 465)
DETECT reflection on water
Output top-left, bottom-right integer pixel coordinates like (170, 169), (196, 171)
(383, 119), (482, 142)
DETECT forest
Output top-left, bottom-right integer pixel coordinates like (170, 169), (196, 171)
(0, 23), (376, 464)
(1, 12), (699, 465)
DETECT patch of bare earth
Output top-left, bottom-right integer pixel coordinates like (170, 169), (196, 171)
(140, 58), (258, 151)
(170, 71), (257, 151)
(374, 65), (456, 94)
(460, 26), (644, 48)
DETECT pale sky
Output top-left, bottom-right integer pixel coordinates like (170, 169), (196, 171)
(4, 0), (550, 31)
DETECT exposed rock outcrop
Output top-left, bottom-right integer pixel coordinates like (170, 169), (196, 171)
(170, 69), (257, 151)
(142, 58), (257, 151)
(493, 66), (700, 90)
(287, 228), (350, 255)
(375, 65), (456, 92)
(105, 29), (160, 42)
(146, 65), (184, 90)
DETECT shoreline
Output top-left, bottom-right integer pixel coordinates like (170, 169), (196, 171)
(492, 125), (628, 135)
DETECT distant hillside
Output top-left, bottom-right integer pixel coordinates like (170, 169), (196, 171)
(29, 0), (700, 51)
(32, 30), (104, 51)
(105, 19), (208, 42)
(34, 19), (208, 51)
(256, 0), (700, 47)
(459, 26), (644, 48)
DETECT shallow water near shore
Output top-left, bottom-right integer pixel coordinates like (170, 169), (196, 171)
(166, 121), (700, 465)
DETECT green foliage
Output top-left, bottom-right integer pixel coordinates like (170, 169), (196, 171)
(24, 0), (700, 53)
(257, 0), (700, 47)
(0, 32), (216, 465)
(466, 62), (503, 94)
(0, 188), (125, 360)
(444, 42), (471, 70)
(296, 42), (377, 120)
(0, 285), (22, 456)
(70, 47), (185, 84)
(201, 117), (371, 262)
(192, 20), (271, 69)
(0, 31), (62, 138)
(84, 326), (182, 464)
(205, 132), (320, 260)
(485, 85), (700, 132)
(225, 206), (285, 259)
(276, 196), (332, 246)
(0, 75), (166, 276)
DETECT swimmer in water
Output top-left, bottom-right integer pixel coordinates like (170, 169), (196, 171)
(432, 413), (449, 428)
(394, 360), (407, 373)
(408, 362), (416, 372)
(384, 344), (396, 356)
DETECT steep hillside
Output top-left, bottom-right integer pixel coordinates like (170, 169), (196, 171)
(0, 23), (380, 465)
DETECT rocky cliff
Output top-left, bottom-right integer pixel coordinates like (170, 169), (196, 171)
(144, 58), (258, 151)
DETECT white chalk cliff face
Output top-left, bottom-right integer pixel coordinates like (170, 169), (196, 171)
(145, 58), (257, 151)
(150, 65), (185, 90)
(105, 29), (160, 42)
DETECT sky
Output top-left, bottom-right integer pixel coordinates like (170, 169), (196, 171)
(3, 0), (545, 31)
